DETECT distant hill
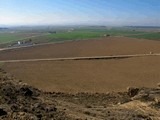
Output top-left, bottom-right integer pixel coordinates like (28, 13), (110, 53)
(0, 27), (8, 30)
(125, 26), (160, 29)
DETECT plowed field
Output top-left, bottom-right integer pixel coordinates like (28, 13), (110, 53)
(1, 37), (160, 92)
(1, 37), (160, 61)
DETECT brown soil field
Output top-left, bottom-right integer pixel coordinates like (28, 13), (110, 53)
(1, 37), (160, 93)
(3, 56), (160, 93)
(1, 37), (160, 61)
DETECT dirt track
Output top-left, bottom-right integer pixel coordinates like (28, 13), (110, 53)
(0, 53), (160, 63)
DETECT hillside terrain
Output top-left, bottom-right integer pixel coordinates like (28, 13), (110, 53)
(0, 68), (159, 119)
(0, 36), (160, 119)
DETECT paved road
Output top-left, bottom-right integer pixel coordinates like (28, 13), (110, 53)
(0, 53), (160, 63)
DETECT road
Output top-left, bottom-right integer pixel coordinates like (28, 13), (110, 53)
(0, 53), (160, 63)
(0, 36), (74, 52)
(0, 33), (51, 50)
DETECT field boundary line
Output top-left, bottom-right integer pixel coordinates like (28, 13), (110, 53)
(0, 53), (160, 63)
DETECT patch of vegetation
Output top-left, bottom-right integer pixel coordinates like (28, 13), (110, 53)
(127, 32), (160, 40)
(0, 62), (4, 67)
(100, 28), (145, 36)
(47, 31), (103, 40)
(0, 33), (22, 44)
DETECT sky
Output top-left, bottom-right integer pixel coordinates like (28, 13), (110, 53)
(0, 0), (160, 26)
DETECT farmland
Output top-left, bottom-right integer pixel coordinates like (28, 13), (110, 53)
(3, 56), (160, 93)
(1, 30), (160, 119)
(0, 28), (160, 94)
(0, 32), (43, 44)
(1, 0), (160, 119)
(1, 26), (160, 48)
(1, 36), (160, 93)
(1, 37), (160, 60)
(127, 32), (160, 40)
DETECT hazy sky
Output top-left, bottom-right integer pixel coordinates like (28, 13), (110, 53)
(0, 0), (160, 26)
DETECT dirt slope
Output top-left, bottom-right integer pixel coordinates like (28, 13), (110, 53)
(0, 68), (69, 120)
(0, 69), (159, 120)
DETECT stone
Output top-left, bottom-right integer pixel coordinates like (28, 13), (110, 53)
(127, 87), (139, 97)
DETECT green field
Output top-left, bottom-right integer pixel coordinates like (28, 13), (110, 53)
(0, 32), (43, 44)
(31, 28), (147, 43)
(33, 28), (160, 43)
(127, 32), (160, 40)
(0, 33), (23, 44)
(46, 30), (106, 42)
(0, 27), (160, 47)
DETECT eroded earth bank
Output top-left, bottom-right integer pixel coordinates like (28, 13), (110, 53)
(0, 68), (159, 120)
